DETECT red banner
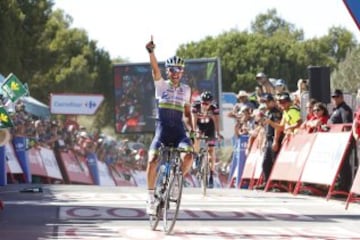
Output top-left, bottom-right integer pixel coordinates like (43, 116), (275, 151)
(240, 136), (264, 189)
(27, 148), (48, 177)
(269, 133), (316, 184)
(59, 151), (93, 184)
(346, 168), (360, 209)
(110, 164), (136, 186)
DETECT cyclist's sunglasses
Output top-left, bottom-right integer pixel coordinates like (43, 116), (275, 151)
(168, 67), (184, 73)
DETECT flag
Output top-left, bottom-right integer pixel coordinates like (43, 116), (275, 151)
(0, 107), (13, 128)
(343, 0), (360, 31)
(1, 73), (28, 102)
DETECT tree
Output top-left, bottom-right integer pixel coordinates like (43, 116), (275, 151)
(331, 46), (360, 93)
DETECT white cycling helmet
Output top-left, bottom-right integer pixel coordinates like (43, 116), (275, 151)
(165, 56), (185, 68)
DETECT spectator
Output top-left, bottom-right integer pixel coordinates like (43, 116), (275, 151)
(293, 78), (309, 107)
(353, 107), (360, 141)
(328, 89), (353, 192)
(266, 92), (302, 143)
(255, 72), (275, 95)
(328, 89), (353, 124)
(256, 93), (283, 189)
(274, 79), (289, 95)
(303, 102), (330, 133)
(245, 108), (266, 157)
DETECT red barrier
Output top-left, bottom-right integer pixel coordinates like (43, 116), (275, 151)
(266, 132), (316, 193)
(295, 130), (352, 198)
(240, 135), (264, 189)
(345, 168), (360, 209)
(39, 147), (63, 183)
(58, 150), (93, 185)
(110, 164), (136, 186)
(27, 148), (48, 178)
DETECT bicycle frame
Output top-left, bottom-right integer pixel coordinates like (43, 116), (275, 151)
(149, 145), (191, 234)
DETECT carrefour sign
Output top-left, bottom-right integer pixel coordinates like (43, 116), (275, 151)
(50, 94), (104, 115)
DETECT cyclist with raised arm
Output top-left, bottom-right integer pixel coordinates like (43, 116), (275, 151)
(145, 36), (194, 215)
(191, 91), (223, 188)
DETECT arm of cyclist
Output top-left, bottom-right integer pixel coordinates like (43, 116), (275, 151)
(145, 35), (161, 81)
(183, 102), (194, 133)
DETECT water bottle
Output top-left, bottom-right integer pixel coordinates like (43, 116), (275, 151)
(160, 164), (167, 185)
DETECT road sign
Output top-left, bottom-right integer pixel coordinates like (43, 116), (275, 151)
(50, 94), (104, 115)
(343, 0), (360, 31)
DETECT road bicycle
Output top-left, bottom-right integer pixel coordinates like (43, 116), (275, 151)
(149, 144), (193, 234)
(194, 135), (210, 196)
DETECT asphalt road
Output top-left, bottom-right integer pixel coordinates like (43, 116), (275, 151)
(0, 184), (360, 239)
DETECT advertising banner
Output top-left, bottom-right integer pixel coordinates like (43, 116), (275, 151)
(13, 136), (31, 183)
(5, 143), (23, 174)
(96, 160), (116, 186)
(300, 132), (351, 185)
(50, 94), (104, 115)
(86, 153), (100, 185)
(240, 134), (264, 189)
(269, 133), (315, 183)
(113, 58), (221, 134)
(228, 135), (248, 188)
(111, 165), (135, 186)
(27, 148), (48, 178)
(59, 151), (93, 184)
(39, 147), (63, 180)
(0, 146), (6, 186)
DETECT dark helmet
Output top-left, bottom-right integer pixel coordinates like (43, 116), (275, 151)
(200, 91), (213, 102)
(165, 56), (185, 68)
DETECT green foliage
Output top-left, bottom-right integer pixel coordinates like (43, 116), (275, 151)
(1, 2), (359, 136)
(177, 8), (358, 93)
(331, 46), (360, 92)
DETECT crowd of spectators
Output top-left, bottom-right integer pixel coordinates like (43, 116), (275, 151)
(228, 72), (360, 193)
(6, 100), (148, 172)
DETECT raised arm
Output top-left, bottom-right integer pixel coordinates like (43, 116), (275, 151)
(145, 35), (161, 81)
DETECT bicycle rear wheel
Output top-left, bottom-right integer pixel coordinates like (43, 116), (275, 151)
(163, 172), (183, 234)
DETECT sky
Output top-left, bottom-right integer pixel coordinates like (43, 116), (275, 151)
(53, 0), (360, 63)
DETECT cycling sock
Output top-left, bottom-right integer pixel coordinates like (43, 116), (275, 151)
(148, 189), (155, 200)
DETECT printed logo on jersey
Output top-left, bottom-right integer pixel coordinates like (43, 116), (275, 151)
(161, 91), (169, 100)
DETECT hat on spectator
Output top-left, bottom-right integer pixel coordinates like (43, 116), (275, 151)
(260, 93), (274, 102)
(237, 90), (248, 98)
(277, 92), (291, 102)
(239, 105), (250, 113)
(331, 89), (343, 97)
(256, 72), (266, 78)
(275, 79), (286, 87)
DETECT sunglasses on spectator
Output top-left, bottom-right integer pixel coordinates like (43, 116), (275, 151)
(168, 67), (184, 73)
(313, 108), (321, 112)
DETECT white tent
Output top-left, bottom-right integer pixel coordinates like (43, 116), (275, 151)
(22, 96), (50, 119)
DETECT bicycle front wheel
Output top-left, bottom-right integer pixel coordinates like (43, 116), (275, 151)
(163, 172), (183, 235)
(149, 168), (164, 230)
